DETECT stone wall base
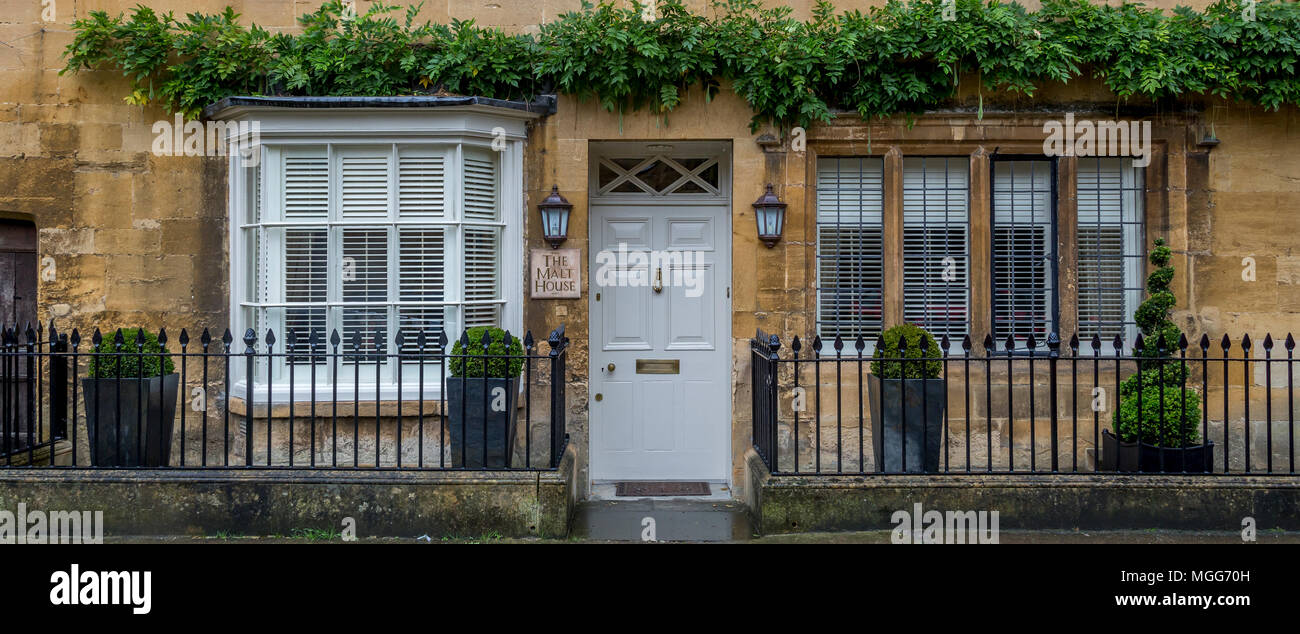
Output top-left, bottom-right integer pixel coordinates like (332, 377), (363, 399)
(745, 449), (1300, 534)
(0, 444), (577, 538)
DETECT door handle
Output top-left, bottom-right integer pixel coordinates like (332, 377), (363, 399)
(606, 363), (616, 372)
(652, 267), (663, 294)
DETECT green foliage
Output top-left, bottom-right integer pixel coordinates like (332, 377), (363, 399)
(1115, 237), (1202, 446)
(88, 328), (176, 379)
(870, 323), (943, 379)
(449, 327), (525, 379)
(1113, 384), (1202, 446)
(60, 0), (1300, 126)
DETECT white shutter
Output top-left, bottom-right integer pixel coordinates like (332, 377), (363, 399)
(284, 228), (327, 360)
(992, 160), (1054, 346)
(902, 157), (969, 342)
(398, 152), (446, 219)
(398, 228), (446, 352)
(816, 157), (884, 340)
(463, 227), (500, 328)
(463, 152), (499, 222)
(283, 150), (328, 220)
(1077, 158), (1143, 346)
(341, 228), (389, 359)
(340, 154), (390, 220)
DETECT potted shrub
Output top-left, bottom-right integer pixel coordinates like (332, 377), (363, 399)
(868, 323), (945, 473)
(447, 326), (523, 468)
(1101, 238), (1213, 472)
(82, 328), (179, 467)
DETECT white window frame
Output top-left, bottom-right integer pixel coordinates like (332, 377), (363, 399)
(220, 105), (533, 402)
(1077, 157), (1145, 355)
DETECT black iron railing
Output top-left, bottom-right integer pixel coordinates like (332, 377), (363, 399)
(751, 328), (1299, 475)
(0, 321), (569, 470)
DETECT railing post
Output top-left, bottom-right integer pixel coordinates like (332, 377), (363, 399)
(548, 324), (567, 469)
(243, 328), (256, 467)
(1047, 332), (1060, 473)
(50, 328), (68, 440)
(767, 333), (781, 471)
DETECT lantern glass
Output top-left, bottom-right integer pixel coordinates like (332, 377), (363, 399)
(538, 185), (572, 248)
(752, 184), (786, 247)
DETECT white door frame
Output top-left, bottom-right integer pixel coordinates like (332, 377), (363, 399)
(587, 141), (732, 485)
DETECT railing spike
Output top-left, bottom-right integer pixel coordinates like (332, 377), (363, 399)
(1241, 333), (1252, 351)
(983, 333), (994, 353)
(523, 330), (534, 350)
(1068, 333), (1079, 351)
(791, 335), (801, 353)
(157, 327), (168, 347)
(1287, 333), (1296, 351)
(222, 328), (233, 345)
(811, 334), (823, 353)
(962, 334), (972, 352)
(330, 329), (341, 347)
(833, 335), (844, 352)
(1220, 333), (1231, 351)
(940, 334), (951, 351)
(438, 328), (449, 349)
(1178, 332), (1188, 351)
(854, 335), (866, 353)
(70, 328), (81, 347)
(1262, 333), (1273, 350)
(1004, 333), (1015, 353)
(1134, 332), (1145, 354)
(179, 328), (190, 347)
(1199, 333), (1210, 351)
(1026, 332), (1038, 349)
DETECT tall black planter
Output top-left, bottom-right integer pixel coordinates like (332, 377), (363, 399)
(1099, 430), (1214, 473)
(447, 377), (518, 468)
(868, 375), (946, 473)
(82, 374), (180, 467)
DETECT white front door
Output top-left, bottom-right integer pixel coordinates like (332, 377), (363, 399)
(588, 143), (731, 482)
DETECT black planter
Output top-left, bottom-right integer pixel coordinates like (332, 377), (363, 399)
(1100, 430), (1215, 473)
(82, 375), (180, 467)
(867, 375), (946, 473)
(447, 377), (518, 468)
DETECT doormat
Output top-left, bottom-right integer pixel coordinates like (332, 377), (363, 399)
(615, 481), (711, 497)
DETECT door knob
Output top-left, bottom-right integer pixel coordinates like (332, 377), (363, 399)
(607, 363), (616, 372)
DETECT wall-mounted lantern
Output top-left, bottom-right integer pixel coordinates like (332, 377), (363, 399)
(538, 185), (572, 249)
(752, 183), (787, 248)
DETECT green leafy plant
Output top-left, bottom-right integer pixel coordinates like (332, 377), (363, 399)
(59, 0), (1300, 128)
(870, 323), (942, 380)
(449, 327), (525, 379)
(1113, 238), (1201, 445)
(1113, 384), (1201, 446)
(88, 328), (176, 379)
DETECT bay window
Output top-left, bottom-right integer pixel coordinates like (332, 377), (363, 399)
(218, 101), (532, 399)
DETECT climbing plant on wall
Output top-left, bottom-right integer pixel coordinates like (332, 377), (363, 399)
(60, 0), (1300, 127)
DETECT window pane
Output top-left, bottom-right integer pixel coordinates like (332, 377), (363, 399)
(464, 227), (500, 329)
(283, 149), (328, 220)
(464, 152), (498, 221)
(398, 153), (445, 218)
(340, 154), (390, 220)
(903, 157), (969, 342)
(1078, 157), (1143, 347)
(992, 160), (1054, 347)
(285, 228), (328, 362)
(816, 157), (884, 341)
(342, 228), (389, 362)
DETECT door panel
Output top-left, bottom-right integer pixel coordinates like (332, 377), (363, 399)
(590, 201), (731, 481)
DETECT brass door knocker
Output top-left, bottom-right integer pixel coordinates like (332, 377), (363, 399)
(652, 267), (664, 294)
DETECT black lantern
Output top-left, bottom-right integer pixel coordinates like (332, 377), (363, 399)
(538, 185), (572, 249)
(752, 183), (786, 248)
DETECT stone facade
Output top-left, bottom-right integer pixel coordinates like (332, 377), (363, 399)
(1, 1), (1298, 500)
